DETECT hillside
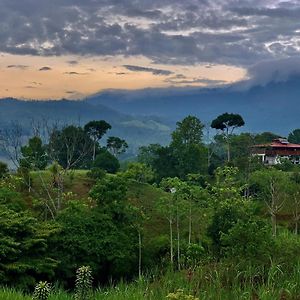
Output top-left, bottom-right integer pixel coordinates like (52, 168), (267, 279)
(0, 98), (172, 155)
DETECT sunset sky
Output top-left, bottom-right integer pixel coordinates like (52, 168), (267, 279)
(1, 0), (299, 99)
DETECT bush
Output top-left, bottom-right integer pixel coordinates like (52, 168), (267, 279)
(93, 149), (120, 173)
(273, 231), (300, 266)
(86, 168), (106, 180)
(0, 161), (8, 178)
(221, 217), (274, 265)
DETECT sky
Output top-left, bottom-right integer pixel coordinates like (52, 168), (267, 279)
(0, 0), (300, 99)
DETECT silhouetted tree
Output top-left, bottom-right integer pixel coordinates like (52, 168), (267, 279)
(211, 113), (245, 162)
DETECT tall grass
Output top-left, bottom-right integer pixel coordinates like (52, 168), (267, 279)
(1, 263), (300, 300)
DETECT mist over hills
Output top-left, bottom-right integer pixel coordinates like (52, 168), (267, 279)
(87, 74), (300, 136)
(0, 99), (172, 156)
(1, 71), (300, 163)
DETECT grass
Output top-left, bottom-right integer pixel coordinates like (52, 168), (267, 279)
(2, 264), (300, 300)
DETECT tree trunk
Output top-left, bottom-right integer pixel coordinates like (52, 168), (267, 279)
(138, 230), (142, 279)
(271, 212), (277, 236)
(93, 141), (96, 161)
(227, 139), (230, 162)
(188, 199), (192, 245)
(176, 208), (180, 271)
(169, 218), (174, 268)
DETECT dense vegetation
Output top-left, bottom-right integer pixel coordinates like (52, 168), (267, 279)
(1, 114), (300, 299)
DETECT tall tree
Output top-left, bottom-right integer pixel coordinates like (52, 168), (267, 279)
(211, 113), (245, 162)
(171, 116), (207, 178)
(48, 125), (93, 170)
(20, 136), (48, 170)
(171, 115), (204, 147)
(84, 120), (111, 161)
(251, 169), (289, 236)
(107, 136), (128, 157)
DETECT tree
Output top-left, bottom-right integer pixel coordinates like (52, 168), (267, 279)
(171, 115), (204, 148)
(20, 136), (48, 170)
(124, 162), (155, 184)
(93, 148), (120, 173)
(137, 144), (161, 166)
(48, 125), (93, 170)
(171, 116), (207, 178)
(0, 205), (58, 289)
(106, 137), (128, 157)
(159, 177), (189, 270)
(0, 121), (23, 168)
(288, 129), (300, 144)
(50, 200), (136, 285)
(211, 113), (245, 162)
(84, 120), (111, 161)
(221, 217), (273, 265)
(0, 161), (8, 179)
(251, 169), (289, 236)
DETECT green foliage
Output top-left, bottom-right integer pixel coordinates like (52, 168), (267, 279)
(207, 200), (251, 257)
(20, 136), (48, 170)
(93, 148), (120, 173)
(48, 125), (93, 169)
(180, 243), (205, 268)
(0, 205), (58, 289)
(0, 186), (26, 211)
(171, 115), (204, 148)
(123, 162), (155, 183)
(75, 266), (93, 300)
(0, 161), (8, 178)
(84, 120), (111, 141)
(32, 281), (51, 300)
(86, 167), (106, 180)
(90, 174), (127, 206)
(166, 289), (199, 300)
(106, 136), (128, 156)
(50, 190), (136, 285)
(211, 113), (245, 133)
(273, 231), (300, 266)
(137, 143), (161, 166)
(221, 217), (273, 265)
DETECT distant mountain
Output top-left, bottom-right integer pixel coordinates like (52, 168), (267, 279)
(87, 75), (300, 135)
(0, 98), (172, 155)
(2, 74), (300, 165)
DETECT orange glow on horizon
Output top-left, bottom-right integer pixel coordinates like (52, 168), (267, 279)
(0, 53), (247, 100)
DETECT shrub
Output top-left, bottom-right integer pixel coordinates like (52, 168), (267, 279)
(86, 167), (106, 180)
(221, 217), (274, 265)
(0, 161), (8, 178)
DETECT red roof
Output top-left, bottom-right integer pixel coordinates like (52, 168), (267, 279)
(253, 139), (300, 149)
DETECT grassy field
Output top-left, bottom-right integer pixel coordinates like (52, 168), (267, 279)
(1, 264), (300, 300)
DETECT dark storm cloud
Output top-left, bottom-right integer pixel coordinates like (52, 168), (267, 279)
(0, 0), (300, 66)
(7, 65), (28, 70)
(123, 65), (173, 75)
(67, 60), (79, 65)
(64, 71), (88, 75)
(165, 76), (226, 86)
(239, 57), (300, 88)
(39, 66), (52, 71)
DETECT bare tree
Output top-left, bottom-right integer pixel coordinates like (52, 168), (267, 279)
(0, 121), (24, 168)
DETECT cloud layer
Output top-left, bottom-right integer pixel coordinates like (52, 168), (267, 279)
(0, 0), (299, 66)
